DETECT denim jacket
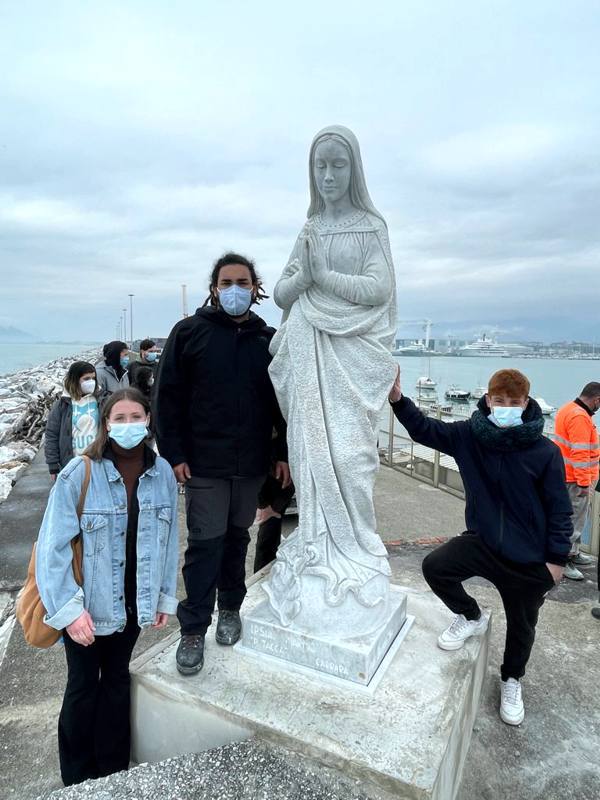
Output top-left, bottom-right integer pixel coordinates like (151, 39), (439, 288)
(36, 453), (179, 635)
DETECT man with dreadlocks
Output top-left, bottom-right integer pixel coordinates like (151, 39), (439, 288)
(154, 253), (290, 675)
(389, 368), (572, 726)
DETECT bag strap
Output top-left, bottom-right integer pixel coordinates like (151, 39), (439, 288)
(76, 456), (91, 520)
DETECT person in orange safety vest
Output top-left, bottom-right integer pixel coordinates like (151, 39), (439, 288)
(553, 382), (600, 581)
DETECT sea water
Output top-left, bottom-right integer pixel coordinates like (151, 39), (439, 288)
(0, 343), (102, 377)
(392, 355), (599, 411)
(1, 344), (597, 412)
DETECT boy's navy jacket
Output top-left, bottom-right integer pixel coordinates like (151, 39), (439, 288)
(391, 396), (573, 566)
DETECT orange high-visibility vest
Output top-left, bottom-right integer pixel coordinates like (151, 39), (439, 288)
(552, 400), (600, 486)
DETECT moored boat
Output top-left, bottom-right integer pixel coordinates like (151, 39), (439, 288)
(416, 376), (437, 390)
(535, 397), (555, 415)
(445, 385), (471, 401)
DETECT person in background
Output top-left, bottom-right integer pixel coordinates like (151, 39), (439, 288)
(36, 388), (179, 787)
(155, 252), (289, 676)
(95, 341), (130, 395)
(128, 339), (160, 387)
(253, 469), (295, 573)
(129, 365), (155, 402)
(593, 482), (600, 620)
(389, 367), (572, 727)
(552, 382), (600, 580)
(45, 361), (101, 480)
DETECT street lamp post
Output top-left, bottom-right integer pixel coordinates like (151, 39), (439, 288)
(128, 294), (134, 349)
(122, 308), (127, 348)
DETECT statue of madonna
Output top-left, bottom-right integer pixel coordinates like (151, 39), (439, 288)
(264, 125), (398, 637)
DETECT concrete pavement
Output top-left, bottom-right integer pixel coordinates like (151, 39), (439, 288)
(1, 460), (599, 800)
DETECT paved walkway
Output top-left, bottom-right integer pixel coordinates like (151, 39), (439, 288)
(1, 460), (599, 800)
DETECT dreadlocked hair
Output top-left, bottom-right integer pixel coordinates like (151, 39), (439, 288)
(202, 252), (268, 308)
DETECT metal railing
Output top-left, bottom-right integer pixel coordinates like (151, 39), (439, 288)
(381, 405), (465, 499)
(380, 404), (600, 556)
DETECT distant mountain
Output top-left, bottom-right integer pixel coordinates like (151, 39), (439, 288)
(0, 325), (35, 343)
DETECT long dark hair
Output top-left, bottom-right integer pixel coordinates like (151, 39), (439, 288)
(63, 361), (97, 401)
(83, 388), (150, 461)
(202, 252), (268, 309)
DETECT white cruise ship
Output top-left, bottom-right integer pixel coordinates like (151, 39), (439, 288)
(459, 334), (509, 357)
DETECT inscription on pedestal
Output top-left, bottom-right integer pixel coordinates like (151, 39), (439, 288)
(241, 589), (408, 685)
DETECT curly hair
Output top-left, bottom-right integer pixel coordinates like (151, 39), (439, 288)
(202, 252), (268, 309)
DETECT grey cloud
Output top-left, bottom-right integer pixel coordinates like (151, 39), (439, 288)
(0, 1), (599, 342)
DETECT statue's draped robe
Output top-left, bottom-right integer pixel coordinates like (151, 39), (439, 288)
(265, 212), (398, 626)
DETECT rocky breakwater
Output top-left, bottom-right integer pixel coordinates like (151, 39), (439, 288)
(0, 350), (99, 502)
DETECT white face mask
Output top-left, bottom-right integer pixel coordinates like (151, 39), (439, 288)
(80, 379), (96, 395)
(489, 406), (524, 428)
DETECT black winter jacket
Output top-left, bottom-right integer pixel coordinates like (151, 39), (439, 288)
(154, 307), (287, 478)
(391, 396), (573, 566)
(44, 396), (74, 474)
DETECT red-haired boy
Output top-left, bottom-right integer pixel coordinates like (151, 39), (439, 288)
(389, 368), (572, 725)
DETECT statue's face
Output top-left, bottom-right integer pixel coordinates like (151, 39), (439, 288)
(313, 139), (352, 204)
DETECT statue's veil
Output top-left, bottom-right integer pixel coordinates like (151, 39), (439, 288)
(306, 125), (387, 227)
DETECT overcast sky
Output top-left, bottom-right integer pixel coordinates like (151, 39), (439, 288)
(1, 1), (598, 343)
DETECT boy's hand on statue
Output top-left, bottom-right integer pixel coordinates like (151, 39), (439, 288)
(546, 563), (563, 584)
(174, 463), (191, 483)
(152, 612), (169, 629)
(274, 461), (291, 489)
(389, 366), (402, 402)
(66, 609), (96, 646)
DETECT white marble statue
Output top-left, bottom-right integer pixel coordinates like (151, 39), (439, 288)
(264, 125), (398, 637)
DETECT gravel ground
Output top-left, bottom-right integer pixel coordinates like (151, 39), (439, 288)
(39, 740), (371, 800)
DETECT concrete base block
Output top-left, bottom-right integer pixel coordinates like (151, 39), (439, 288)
(131, 582), (491, 800)
(240, 585), (407, 685)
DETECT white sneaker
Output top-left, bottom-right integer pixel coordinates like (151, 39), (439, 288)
(437, 613), (488, 651)
(571, 552), (593, 566)
(563, 561), (584, 581)
(500, 678), (525, 725)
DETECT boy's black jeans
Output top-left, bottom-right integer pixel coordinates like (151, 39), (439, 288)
(178, 475), (265, 636)
(422, 532), (556, 681)
(59, 616), (140, 786)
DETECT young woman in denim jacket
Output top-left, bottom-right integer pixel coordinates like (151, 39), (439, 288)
(36, 388), (179, 786)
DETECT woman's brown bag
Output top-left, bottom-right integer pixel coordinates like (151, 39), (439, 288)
(16, 456), (91, 648)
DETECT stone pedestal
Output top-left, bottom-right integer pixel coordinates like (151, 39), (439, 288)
(239, 585), (407, 685)
(130, 578), (491, 800)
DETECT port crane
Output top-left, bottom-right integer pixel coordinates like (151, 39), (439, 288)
(396, 319), (433, 349)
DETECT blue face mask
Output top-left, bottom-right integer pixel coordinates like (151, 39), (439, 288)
(108, 422), (147, 449)
(489, 406), (524, 428)
(218, 285), (253, 317)
(120, 356), (130, 369)
(145, 352), (158, 363)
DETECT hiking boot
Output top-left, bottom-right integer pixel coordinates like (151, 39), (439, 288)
(215, 609), (242, 646)
(437, 613), (488, 651)
(563, 561), (584, 581)
(500, 678), (525, 725)
(176, 634), (205, 675)
(571, 552), (593, 566)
